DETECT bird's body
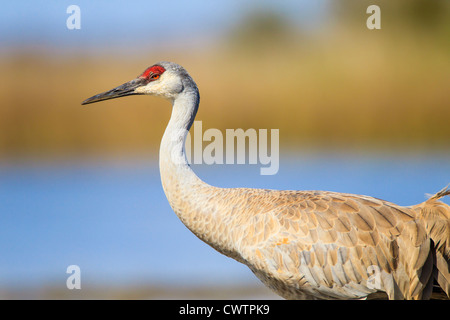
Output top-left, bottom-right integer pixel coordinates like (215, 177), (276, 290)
(82, 61), (450, 300)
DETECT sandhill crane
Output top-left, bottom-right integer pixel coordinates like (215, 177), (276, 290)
(82, 61), (450, 300)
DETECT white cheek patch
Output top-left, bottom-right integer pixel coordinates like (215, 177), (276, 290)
(135, 72), (182, 99)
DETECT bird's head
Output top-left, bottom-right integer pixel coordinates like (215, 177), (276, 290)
(82, 61), (195, 105)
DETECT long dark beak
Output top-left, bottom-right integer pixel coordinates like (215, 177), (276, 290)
(81, 78), (147, 105)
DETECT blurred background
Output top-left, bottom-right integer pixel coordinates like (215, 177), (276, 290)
(0, 0), (449, 299)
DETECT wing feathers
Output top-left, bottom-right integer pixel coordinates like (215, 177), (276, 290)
(237, 189), (449, 299)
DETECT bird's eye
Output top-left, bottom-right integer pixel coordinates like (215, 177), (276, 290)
(151, 74), (160, 80)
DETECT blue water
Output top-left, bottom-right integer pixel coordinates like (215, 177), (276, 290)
(0, 153), (449, 289)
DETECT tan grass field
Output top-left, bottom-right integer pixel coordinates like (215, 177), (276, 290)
(0, 23), (449, 160)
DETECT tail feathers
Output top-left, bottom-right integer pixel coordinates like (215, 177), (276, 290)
(416, 186), (450, 298)
(421, 186), (450, 256)
(427, 185), (450, 202)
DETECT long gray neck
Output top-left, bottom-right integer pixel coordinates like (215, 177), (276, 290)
(158, 86), (242, 261)
(159, 87), (204, 194)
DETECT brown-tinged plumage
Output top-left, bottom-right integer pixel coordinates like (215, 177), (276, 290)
(82, 61), (450, 300)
